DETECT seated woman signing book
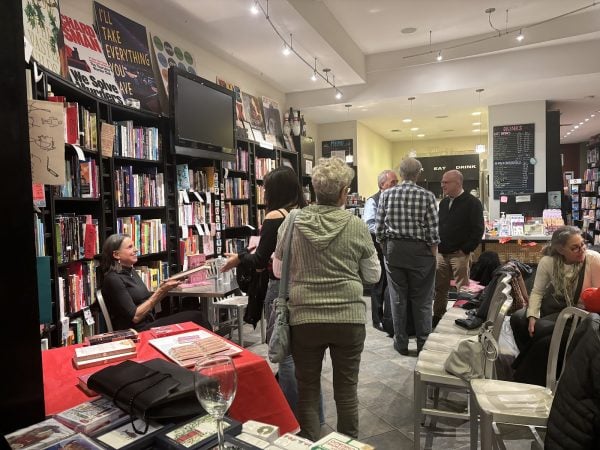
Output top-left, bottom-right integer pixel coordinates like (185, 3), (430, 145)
(99, 233), (210, 332)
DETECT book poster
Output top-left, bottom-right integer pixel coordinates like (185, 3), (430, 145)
(152, 33), (197, 94)
(28, 99), (66, 185)
(60, 14), (124, 106)
(241, 92), (265, 132)
(217, 77), (245, 129)
(93, 2), (160, 112)
(262, 96), (284, 147)
(22, 0), (66, 76)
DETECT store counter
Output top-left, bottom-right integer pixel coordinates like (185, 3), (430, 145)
(474, 235), (550, 264)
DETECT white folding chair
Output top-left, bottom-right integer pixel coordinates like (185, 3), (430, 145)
(214, 295), (265, 347)
(413, 273), (513, 450)
(470, 306), (589, 450)
(95, 289), (113, 332)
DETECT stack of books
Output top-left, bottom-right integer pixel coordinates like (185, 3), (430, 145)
(54, 397), (128, 435)
(84, 328), (139, 346)
(72, 338), (137, 369)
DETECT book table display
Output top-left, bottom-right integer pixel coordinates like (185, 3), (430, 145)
(41, 322), (299, 435)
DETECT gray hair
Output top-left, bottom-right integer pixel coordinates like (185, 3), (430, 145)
(542, 226), (583, 257)
(312, 157), (355, 205)
(377, 170), (395, 188)
(398, 157), (422, 181)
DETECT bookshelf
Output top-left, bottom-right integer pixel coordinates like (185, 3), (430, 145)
(584, 134), (600, 244)
(34, 71), (172, 347)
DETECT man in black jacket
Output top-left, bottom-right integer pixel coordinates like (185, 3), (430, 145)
(433, 170), (484, 327)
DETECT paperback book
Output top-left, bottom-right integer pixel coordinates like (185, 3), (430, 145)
(156, 414), (241, 450)
(5, 418), (74, 450)
(149, 330), (242, 368)
(310, 432), (374, 450)
(93, 419), (164, 450)
(84, 328), (139, 346)
(150, 321), (201, 338)
(74, 339), (137, 362)
(72, 350), (137, 370)
(54, 397), (128, 435)
(45, 433), (105, 449)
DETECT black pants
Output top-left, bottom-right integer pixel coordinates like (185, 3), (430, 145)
(139, 310), (211, 331)
(510, 308), (565, 386)
(370, 243), (387, 326)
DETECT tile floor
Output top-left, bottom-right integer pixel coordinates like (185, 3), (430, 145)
(232, 298), (538, 450)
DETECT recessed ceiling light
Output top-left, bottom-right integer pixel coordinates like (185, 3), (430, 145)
(574, 125), (579, 129)
(579, 122), (584, 125)
(472, 111), (482, 116)
(417, 133), (425, 137)
(585, 118), (590, 122)
(401, 27), (417, 34)
(435, 115), (448, 119)
(472, 122), (481, 126)
(592, 114), (596, 118)
(410, 127), (419, 131)
(369, 8), (382, 14)
(402, 118), (412, 123)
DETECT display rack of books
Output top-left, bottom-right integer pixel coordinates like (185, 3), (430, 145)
(32, 71), (174, 347)
(173, 159), (219, 272)
(586, 134), (600, 244)
(293, 134), (316, 203)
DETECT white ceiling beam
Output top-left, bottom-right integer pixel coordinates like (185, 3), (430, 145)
(286, 0), (366, 82)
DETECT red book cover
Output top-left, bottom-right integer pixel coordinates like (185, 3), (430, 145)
(84, 223), (97, 259)
(65, 102), (80, 145)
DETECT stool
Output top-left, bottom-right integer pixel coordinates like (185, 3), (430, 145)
(214, 296), (265, 347)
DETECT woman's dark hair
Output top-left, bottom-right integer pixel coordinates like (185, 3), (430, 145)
(98, 233), (130, 285)
(263, 166), (306, 211)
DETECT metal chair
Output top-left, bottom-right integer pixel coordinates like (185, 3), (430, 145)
(214, 295), (265, 347)
(95, 290), (113, 332)
(413, 273), (513, 450)
(470, 306), (589, 450)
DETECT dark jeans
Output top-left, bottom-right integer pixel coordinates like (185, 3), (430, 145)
(139, 310), (211, 331)
(370, 243), (387, 326)
(384, 239), (435, 351)
(291, 323), (365, 441)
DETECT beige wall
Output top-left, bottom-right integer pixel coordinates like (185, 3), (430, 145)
(60, 0), (285, 114)
(356, 122), (393, 196)
(391, 135), (485, 168)
(317, 121), (357, 161)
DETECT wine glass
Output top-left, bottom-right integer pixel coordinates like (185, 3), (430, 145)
(194, 355), (238, 450)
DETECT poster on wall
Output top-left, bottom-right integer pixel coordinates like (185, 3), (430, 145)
(151, 33), (196, 95)
(262, 96), (284, 147)
(93, 2), (160, 112)
(241, 92), (265, 132)
(60, 14), (124, 105)
(28, 99), (66, 185)
(22, 0), (67, 76)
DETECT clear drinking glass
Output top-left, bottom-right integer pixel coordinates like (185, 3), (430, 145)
(194, 355), (238, 450)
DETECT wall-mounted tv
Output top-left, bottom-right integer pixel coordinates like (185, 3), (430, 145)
(169, 67), (235, 161)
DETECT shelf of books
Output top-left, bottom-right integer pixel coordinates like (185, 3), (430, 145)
(585, 134), (600, 244)
(32, 71), (173, 347)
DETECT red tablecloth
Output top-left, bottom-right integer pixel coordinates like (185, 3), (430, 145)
(42, 324), (299, 434)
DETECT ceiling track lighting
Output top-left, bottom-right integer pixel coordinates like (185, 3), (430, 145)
(251, 0), (343, 98)
(404, 2), (600, 61)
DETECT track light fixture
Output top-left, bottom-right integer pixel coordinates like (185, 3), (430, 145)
(251, 0), (344, 98)
(404, 2), (599, 62)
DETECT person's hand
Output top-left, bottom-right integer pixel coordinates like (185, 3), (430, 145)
(159, 278), (182, 293)
(528, 316), (537, 337)
(220, 253), (240, 272)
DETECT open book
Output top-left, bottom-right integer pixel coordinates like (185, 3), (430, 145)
(167, 264), (210, 281)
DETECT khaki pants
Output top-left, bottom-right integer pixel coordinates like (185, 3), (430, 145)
(433, 251), (472, 319)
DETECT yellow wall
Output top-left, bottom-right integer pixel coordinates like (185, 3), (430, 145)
(356, 122), (393, 196)
(392, 135), (486, 168)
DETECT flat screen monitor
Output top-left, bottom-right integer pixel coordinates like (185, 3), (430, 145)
(169, 67), (235, 161)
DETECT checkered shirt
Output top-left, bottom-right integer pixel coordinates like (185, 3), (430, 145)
(375, 180), (440, 246)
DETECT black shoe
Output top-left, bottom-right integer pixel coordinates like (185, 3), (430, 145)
(373, 322), (385, 332)
(393, 341), (409, 356)
(432, 316), (442, 329)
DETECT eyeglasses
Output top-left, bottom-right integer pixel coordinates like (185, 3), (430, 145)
(567, 243), (586, 252)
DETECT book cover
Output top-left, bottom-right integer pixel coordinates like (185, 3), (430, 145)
(274, 433), (314, 449)
(93, 2), (160, 112)
(156, 415), (240, 450)
(28, 99), (66, 185)
(22, 0), (65, 76)
(176, 164), (191, 190)
(262, 96), (284, 147)
(74, 338), (136, 362)
(59, 13), (124, 107)
(72, 350), (137, 370)
(54, 397), (127, 435)
(5, 418), (74, 450)
(150, 322), (201, 339)
(45, 433), (105, 449)
(242, 92), (266, 132)
(148, 330), (241, 368)
(76, 373), (98, 397)
(310, 432), (374, 450)
(167, 264), (209, 282)
(85, 328), (139, 346)
(94, 419), (164, 450)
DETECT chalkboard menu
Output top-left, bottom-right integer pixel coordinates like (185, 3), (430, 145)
(493, 123), (535, 199)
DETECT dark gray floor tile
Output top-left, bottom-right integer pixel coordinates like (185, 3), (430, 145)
(362, 429), (415, 450)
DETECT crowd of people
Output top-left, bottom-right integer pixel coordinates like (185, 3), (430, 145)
(98, 155), (599, 441)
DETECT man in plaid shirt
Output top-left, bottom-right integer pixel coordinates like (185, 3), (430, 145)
(375, 157), (440, 355)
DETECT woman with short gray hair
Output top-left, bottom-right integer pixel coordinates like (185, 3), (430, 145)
(274, 157), (380, 440)
(311, 156), (355, 205)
